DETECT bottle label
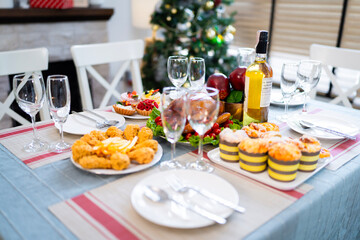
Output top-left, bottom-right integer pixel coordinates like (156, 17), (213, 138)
(260, 77), (272, 107)
(244, 76), (272, 109)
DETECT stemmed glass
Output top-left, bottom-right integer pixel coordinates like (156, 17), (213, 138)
(167, 56), (188, 89)
(13, 73), (48, 152)
(188, 57), (205, 89)
(297, 60), (322, 114)
(277, 63), (300, 121)
(159, 87), (187, 170)
(186, 87), (219, 172)
(46, 75), (71, 153)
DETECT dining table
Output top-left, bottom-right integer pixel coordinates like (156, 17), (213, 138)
(1, 99), (360, 240)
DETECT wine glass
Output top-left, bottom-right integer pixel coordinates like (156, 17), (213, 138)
(186, 87), (219, 172)
(13, 73), (48, 152)
(167, 56), (188, 88)
(46, 75), (71, 153)
(297, 60), (322, 114)
(189, 57), (205, 90)
(277, 63), (300, 121)
(159, 87), (187, 170)
(237, 48), (255, 67)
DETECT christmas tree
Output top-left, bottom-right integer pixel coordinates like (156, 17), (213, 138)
(141, 0), (237, 90)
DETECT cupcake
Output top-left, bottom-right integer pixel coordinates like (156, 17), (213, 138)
(268, 143), (301, 182)
(141, 89), (161, 104)
(238, 138), (268, 173)
(136, 99), (159, 116)
(113, 101), (136, 116)
(296, 135), (322, 172)
(219, 129), (248, 162)
(120, 91), (140, 104)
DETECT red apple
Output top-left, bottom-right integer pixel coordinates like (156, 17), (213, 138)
(206, 73), (230, 100)
(229, 67), (247, 91)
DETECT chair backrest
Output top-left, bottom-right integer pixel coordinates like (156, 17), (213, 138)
(71, 39), (145, 110)
(310, 44), (360, 108)
(310, 44), (360, 71)
(0, 48), (50, 125)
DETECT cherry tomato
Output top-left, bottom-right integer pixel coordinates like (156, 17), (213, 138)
(204, 134), (210, 139)
(212, 123), (220, 130)
(158, 121), (163, 127)
(194, 132), (199, 136)
(229, 120), (234, 124)
(223, 124), (229, 128)
(155, 116), (161, 123)
(213, 128), (221, 135)
(209, 133), (216, 139)
(185, 133), (192, 140)
(205, 129), (212, 135)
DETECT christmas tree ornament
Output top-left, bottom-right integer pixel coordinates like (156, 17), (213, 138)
(224, 32), (234, 44)
(218, 58), (224, 64)
(177, 22), (190, 32)
(165, 4), (171, 9)
(184, 8), (195, 21)
(152, 24), (160, 31)
(171, 8), (177, 14)
(226, 25), (236, 35)
(204, 1), (214, 10)
(208, 50), (215, 57)
(206, 28), (216, 40)
(166, 16), (172, 21)
(214, 0), (222, 7)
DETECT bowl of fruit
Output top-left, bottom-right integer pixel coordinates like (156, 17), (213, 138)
(206, 67), (246, 121)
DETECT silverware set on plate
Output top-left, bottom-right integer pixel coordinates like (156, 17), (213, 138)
(144, 175), (246, 225)
(72, 109), (119, 129)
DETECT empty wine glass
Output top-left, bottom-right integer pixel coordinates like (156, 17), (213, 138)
(167, 56), (188, 88)
(277, 63), (300, 121)
(186, 87), (219, 172)
(189, 57), (205, 90)
(159, 87), (187, 170)
(13, 73), (48, 152)
(47, 75), (71, 153)
(297, 60), (322, 114)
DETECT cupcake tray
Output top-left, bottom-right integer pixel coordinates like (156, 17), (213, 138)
(207, 148), (332, 191)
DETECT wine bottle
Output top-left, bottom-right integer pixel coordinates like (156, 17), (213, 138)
(243, 30), (273, 125)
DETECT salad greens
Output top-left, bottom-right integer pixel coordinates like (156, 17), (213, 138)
(146, 108), (243, 147)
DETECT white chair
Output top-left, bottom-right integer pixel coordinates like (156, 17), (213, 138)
(71, 40), (144, 110)
(0, 48), (50, 125)
(310, 44), (360, 108)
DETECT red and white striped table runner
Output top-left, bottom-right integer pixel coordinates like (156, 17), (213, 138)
(49, 151), (313, 240)
(0, 121), (79, 169)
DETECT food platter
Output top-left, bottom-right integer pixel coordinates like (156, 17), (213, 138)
(70, 145), (163, 175)
(207, 148), (332, 190)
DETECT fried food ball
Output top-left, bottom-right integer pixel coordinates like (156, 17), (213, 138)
(71, 140), (93, 162)
(78, 155), (112, 169)
(90, 130), (107, 141)
(80, 133), (101, 146)
(138, 127), (153, 143)
(110, 152), (130, 170)
(106, 126), (124, 138)
(124, 124), (140, 140)
(128, 147), (155, 164)
(133, 139), (158, 152)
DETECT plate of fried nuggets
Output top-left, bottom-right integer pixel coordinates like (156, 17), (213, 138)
(70, 125), (163, 175)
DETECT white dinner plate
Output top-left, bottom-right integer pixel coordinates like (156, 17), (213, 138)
(60, 111), (125, 135)
(287, 112), (359, 140)
(131, 169), (238, 228)
(112, 107), (149, 119)
(70, 145), (162, 175)
(270, 89), (310, 106)
(208, 148), (332, 191)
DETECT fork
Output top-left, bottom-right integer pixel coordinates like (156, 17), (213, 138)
(84, 109), (119, 127)
(167, 175), (246, 213)
(71, 111), (111, 129)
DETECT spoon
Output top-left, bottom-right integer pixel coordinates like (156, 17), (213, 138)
(299, 120), (356, 140)
(71, 111), (112, 129)
(144, 185), (227, 224)
(84, 109), (119, 126)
